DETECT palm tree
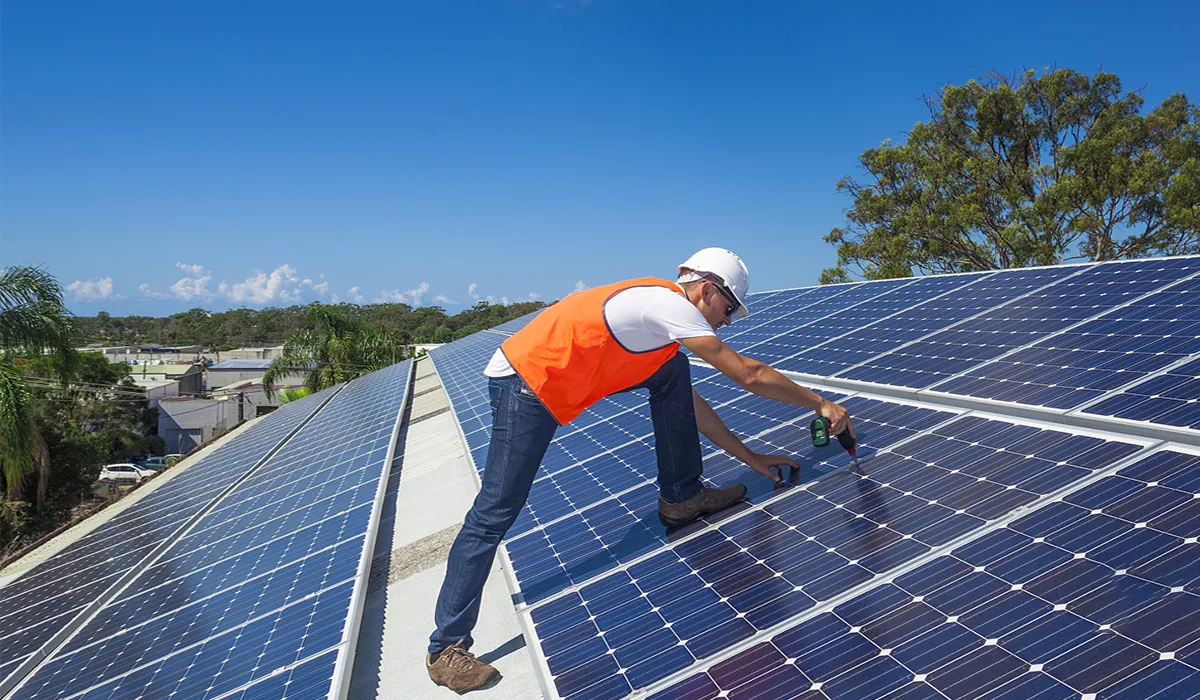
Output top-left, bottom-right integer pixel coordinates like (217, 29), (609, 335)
(262, 305), (405, 398)
(0, 266), (75, 511)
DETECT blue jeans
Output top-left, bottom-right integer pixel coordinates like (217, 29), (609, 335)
(429, 352), (704, 653)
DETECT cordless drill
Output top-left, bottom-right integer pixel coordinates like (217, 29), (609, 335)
(810, 417), (858, 467)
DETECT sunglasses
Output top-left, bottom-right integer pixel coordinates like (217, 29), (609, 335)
(701, 274), (741, 317)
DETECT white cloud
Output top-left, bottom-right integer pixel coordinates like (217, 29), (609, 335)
(219, 264), (301, 304)
(375, 281), (431, 306)
(573, 280), (588, 294)
(138, 283), (168, 299)
(528, 292), (541, 301)
(330, 294), (342, 304)
(434, 294), (460, 305)
(169, 263), (216, 301)
(468, 282), (506, 305)
(348, 286), (365, 304)
(67, 277), (116, 301)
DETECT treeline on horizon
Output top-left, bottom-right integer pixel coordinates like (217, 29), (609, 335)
(73, 300), (549, 349)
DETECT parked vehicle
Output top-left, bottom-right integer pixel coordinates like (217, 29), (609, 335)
(98, 464), (157, 483)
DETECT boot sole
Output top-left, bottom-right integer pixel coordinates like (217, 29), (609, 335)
(431, 669), (501, 695)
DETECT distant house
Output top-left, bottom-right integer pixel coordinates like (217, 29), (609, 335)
(206, 358), (309, 390)
(157, 396), (233, 453)
(128, 363), (204, 397)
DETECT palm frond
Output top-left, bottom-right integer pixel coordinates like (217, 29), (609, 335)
(0, 266), (65, 311)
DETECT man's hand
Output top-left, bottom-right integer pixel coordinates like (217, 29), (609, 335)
(745, 451), (800, 483)
(820, 399), (854, 437)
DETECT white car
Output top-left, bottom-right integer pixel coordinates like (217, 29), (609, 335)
(98, 464), (157, 483)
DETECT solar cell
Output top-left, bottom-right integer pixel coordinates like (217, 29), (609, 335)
(521, 413), (1147, 698)
(0, 384), (339, 697)
(743, 274), (987, 375)
(931, 272), (1200, 410)
(645, 444), (1194, 700)
(489, 309), (546, 335)
(841, 258), (1200, 391)
(7, 361), (413, 700)
(1082, 356), (1200, 430)
(776, 266), (1078, 382)
(723, 281), (914, 364)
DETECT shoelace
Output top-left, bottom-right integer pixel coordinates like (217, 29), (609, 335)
(441, 646), (478, 671)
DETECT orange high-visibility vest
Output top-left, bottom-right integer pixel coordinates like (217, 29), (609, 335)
(501, 277), (685, 425)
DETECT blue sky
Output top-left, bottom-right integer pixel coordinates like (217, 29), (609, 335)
(4, 1), (1198, 316)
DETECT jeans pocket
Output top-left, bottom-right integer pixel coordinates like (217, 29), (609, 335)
(514, 380), (541, 403)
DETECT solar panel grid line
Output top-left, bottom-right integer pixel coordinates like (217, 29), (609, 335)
(919, 264), (1200, 403)
(39, 520), (370, 661)
(514, 392), (967, 615)
(647, 441), (1200, 700)
(821, 263), (1100, 385)
(1070, 351), (1200, 416)
(22, 578), (360, 700)
(633, 425), (1164, 700)
(0, 389), (338, 603)
(207, 649), (340, 700)
(738, 271), (1006, 375)
(730, 279), (924, 356)
(0, 384), (347, 700)
(715, 285), (869, 346)
(6, 361), (413, 700)
(329, 359), (415, 700)
(529, 410), (1155, 698)
(845, 258), (1200, 396)
(758, 362), (1200, 453)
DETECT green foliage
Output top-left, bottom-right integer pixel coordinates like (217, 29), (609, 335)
(824, 69), (1200, 282)
(71, 299), (546, 347)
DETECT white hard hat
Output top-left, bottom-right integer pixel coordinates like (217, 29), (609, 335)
(678, 247), (750, 318)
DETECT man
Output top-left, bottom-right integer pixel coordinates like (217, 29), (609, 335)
(426, 248), (854, 692)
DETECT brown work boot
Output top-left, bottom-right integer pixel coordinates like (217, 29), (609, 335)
(658, 484), (747, 528)
(426, 640), (500, 693)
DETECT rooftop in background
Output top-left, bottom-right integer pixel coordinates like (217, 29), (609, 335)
(127, 364), (201, 376)
(209, 359), (273, 370)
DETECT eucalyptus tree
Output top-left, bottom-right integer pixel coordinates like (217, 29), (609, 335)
(824, 69), (1200, 282)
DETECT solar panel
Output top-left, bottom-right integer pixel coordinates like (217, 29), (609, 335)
(7, 360), (413, 700)
(489, 309), (546, 335)
(930, 270), (1200, 410)
(0, 385), (339, 697)
(836, 258), (1199, 392)
(778, 266), (1080, 381)
(649, 445), (1199, 700)
(1081, 356), (1200, 431)
(520, 413), (1150, 698)
(420, 255), (1200, 700)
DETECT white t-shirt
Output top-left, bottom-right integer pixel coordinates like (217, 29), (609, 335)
(484, 284), (715, 377)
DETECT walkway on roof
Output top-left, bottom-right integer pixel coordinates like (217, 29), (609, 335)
(349, 356), (543, 700)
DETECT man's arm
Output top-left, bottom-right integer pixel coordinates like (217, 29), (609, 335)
(692, 388), (799, 482)
(679, 335), (853, 435)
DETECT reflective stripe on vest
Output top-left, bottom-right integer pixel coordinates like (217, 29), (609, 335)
(501, 277), (685, 425)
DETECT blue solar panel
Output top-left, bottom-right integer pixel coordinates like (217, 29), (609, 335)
(725, 281), (914, 365)
(521, 414), (1146, 698)
(648, 445), (1196, 700)
(0, 385), (338, 696)
(488, 309), (545, 335)
(750, 274), (990, 376)
(8, 361), (412, 700)
(1083, 356), (1200, 430)
(841, 258), (1200, 391)
(422, 256), (1200, 700)
(932, 274), (1200, 410)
